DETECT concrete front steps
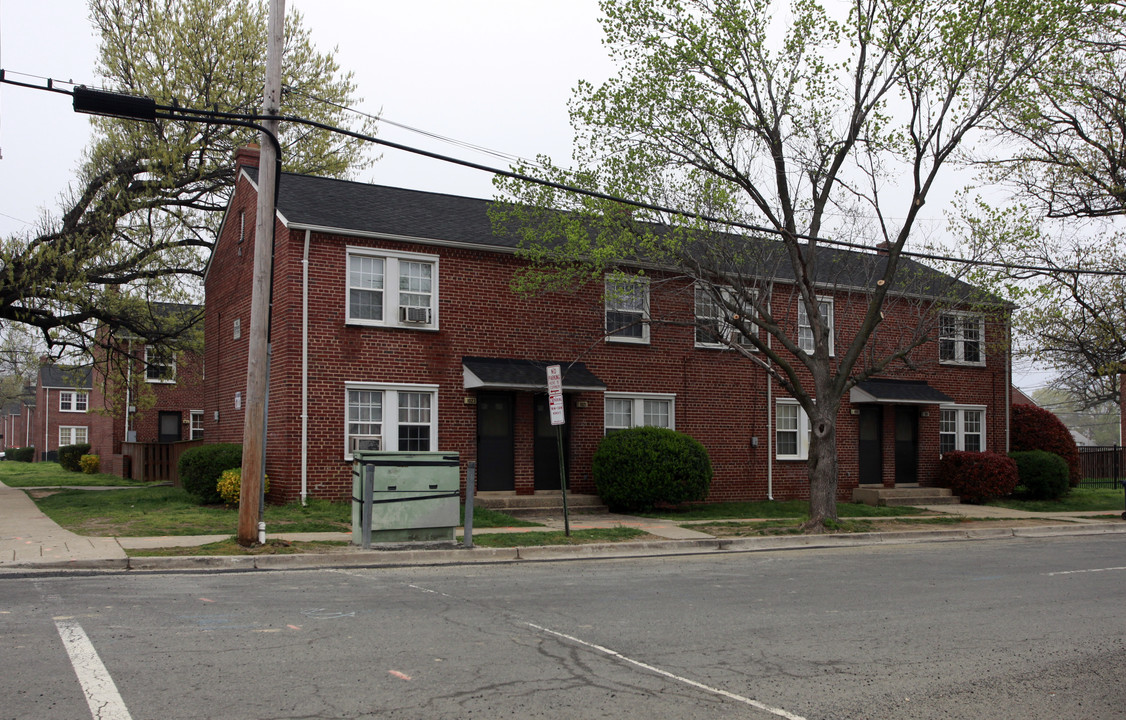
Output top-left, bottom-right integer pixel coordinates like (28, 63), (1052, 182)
(473, 491), (608, 518)
(852, 486), (960, 507)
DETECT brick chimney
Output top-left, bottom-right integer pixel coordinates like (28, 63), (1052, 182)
(234, 144), (261, 171)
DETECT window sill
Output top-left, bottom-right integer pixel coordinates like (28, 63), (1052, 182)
(345, 320), (439, 332)
(938, 360), (986, 368)
(606, 336), (650, 345)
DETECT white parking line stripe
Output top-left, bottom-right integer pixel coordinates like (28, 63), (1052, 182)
(54, 619), (133, 720)
(1044, 565), (1126, 576)
(524, 622), (807, 720)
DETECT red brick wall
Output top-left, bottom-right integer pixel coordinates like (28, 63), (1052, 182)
(205, 181), (1012, 505)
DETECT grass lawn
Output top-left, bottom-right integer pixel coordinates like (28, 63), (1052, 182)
(0, 460), (148, 487)
(636, 499), (925, 521)
(464, 527), (649, 548)
(987, 487), (1125, 513)
(129, 539), (351, 557)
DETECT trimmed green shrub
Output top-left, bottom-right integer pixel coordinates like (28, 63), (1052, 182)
(79, 454), (101, 475)
(58, 443), (92, 472)
(1009, 450), (1070, 501)
(178, 443), (242, 505)
(7, 446), (34, 462)
(216, 468), (269, 507)
(1010, 404), (1081, 487)
(938, 451), (1019, 504)
(593, 426), (712, 512)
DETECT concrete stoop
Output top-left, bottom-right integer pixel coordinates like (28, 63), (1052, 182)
(852, 486), (960, 507)
(473, 491), (608, 517)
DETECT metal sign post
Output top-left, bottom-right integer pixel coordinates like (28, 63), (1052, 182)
(546, 365), (570, 536)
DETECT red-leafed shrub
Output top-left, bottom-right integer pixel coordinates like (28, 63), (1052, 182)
(938, 451), (1019, 504)
(1010, 404), (1081, 487)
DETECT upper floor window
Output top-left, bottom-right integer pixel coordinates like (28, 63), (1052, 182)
(346, 248), (438, 329)
(144, 347), (176, 383)
(939, 313), (984, 365)
(59, 425), (88, 446)
(695, 284), (756, 349)
(939, 406), (985, 453)
(798, 297), (834, 355)
(59, 391), (88, 413)
(605, 276), (650, 343)
(345, 383), (438, 457)
(604, 393), (675, 433)
(776, 400), (812, 460)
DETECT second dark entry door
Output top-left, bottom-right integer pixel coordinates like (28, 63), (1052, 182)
(533, 394), (569, 490)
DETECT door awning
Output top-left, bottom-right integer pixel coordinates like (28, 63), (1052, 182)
(849, 379), (954, 405)
(462, 357), (607, 392)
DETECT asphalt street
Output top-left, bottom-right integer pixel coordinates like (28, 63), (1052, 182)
(2, 534), (1124, 719)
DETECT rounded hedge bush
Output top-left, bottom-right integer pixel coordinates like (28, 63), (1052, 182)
(1010, 404), (1081, 487)
(8, 446), (35, 462)
(1009, 450), (1070, 501)
(178, 443), (242, 505)
(593, 426), (712, 512)
(58, 443), (91, 472)
(79, 454), (101, 475)
(937, 451), (1019, 504)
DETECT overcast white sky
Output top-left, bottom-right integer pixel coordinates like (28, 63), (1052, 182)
(0, 0), (1052, 390)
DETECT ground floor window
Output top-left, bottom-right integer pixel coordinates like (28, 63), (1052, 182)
(603, 393), (675, 433)
(190, 410), (204, 440)
(776, 400), (811, 460)
(939, 406), (985, 453)
(59, 426), (88, 446)
(345, 383), (438, 456)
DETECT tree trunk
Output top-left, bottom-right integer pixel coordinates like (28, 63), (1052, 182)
(803, 402), (839, 533)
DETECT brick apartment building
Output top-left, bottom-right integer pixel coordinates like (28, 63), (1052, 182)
(203, 148), (1011, 504)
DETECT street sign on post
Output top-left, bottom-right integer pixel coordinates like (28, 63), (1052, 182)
(545, 364), (569, 535)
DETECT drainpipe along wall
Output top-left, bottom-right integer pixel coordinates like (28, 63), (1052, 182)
(300, 229), (310, 505)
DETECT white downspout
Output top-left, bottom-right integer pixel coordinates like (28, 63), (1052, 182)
(44, 389), (49, 460)
(300, 229), (311, 506)
(124, 338), (133, 442)
(766, 365), (773, 500)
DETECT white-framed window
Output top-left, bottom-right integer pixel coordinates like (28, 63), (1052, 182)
(346, 247), (438, 329)
(605, 276), (650, 343)
(776, 400), (812, 460)
(939, 406), (985, 454)
(58, 391), (89, 413)
(59, 426), (88, 446)
(939, 313), (985, 365)
(345, 383), (438, 457)
(604, 393), (675, 433)
(144, 346), (176, 383)
(190, 410), (204, 440)
(694, 284), (756, 348)
(798, 297), (834, 355)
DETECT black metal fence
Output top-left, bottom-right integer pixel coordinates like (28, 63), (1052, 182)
(1077, 446), (1126, 488)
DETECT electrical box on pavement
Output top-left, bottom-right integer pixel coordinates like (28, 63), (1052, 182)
(351, 451), (460, 545)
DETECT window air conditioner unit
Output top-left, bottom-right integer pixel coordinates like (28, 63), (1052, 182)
(350, 435), (382, 453)
(399, 306), (432, 324)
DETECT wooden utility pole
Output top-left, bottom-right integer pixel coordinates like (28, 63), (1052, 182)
(238, 0), (285, 545)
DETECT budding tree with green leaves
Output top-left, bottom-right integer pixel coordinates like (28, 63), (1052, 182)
(0, 0), (377, 358)
(495, 0), (1099, 529)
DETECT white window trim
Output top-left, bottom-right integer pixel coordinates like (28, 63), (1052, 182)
(798, 296), (834, 356)
(603, 392), (676, 433)
(144, 346), (177, 384)
(58, 391), (89, 413)
(59, 425), (88, 446)
(190, 410), (204, 440)
(344, 382), (439, 459)
(694, 283), (758, 350)
(605, 276), (650, 344)
(939, 404), (987, 454)
(776, 399), (812, 460)
(938, 312), (986, 366)
(345, 246), (440, 330)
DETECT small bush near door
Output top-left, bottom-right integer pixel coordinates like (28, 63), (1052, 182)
(938, 451), (1019, 504)
(179, 443), (242, 505)
(79, 454), (101, 474)
(593, 426), (713, 512)
(1009, 450), (1070, 501)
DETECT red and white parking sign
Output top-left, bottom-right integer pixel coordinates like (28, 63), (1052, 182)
(546, 365), (565, 425)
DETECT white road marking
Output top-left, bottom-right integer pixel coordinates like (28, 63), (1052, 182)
(54, 618), (133, 720)
(524, 622), (807, 720)
(1044, 565), (1126, 576)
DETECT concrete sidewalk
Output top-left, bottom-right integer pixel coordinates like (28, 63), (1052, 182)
(3, 479), (1125, 572)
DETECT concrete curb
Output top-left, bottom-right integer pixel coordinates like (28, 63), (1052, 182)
(3, 521), (1124, 574)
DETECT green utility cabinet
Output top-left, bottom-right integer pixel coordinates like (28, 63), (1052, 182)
(351, 451), (460, 545)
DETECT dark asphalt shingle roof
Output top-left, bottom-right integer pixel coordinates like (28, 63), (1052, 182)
(463, 357), (607, 391)
(39, 365), (92, 390)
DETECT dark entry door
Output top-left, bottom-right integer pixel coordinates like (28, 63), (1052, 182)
(858, 406), (883, 484)
(533, 394), (569, 490)
(158, 411), (182, 443)
(894, 406), (919, 484)
(476, 392), (515, 491)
